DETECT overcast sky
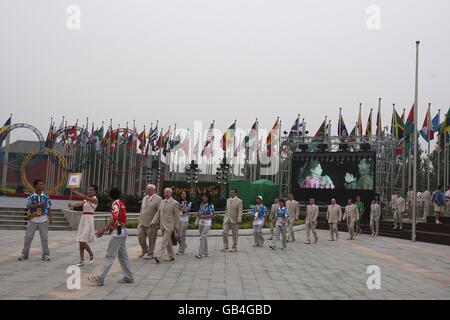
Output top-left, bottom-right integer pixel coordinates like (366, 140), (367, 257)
(1, 0), (449, 144)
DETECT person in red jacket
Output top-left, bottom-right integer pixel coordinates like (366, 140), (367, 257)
(88, 187), (134, 286)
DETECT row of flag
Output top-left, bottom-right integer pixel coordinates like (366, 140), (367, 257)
(2, 106), (450, 159)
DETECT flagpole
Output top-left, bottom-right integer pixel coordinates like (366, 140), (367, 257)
(1, 114), (12, 192)
(437, 109), (441, 186)
(412, 40), (420, 242)
(427, 103), (431, 191)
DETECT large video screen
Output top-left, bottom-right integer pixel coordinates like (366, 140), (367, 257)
(291, 151), (376, 206)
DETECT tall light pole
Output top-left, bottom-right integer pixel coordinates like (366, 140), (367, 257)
(412, 41), (420, 242)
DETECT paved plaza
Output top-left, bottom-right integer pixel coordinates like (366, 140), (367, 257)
(0, 228), (449, 300)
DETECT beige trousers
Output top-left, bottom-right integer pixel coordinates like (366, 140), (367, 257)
(157, 228), (175, 259)
(222, 222), (239, 249)
(287, 217), (295, 241)
(305, 222), (318, 242)
(329, 222), (339, 240)
(137, 224), (157, 256)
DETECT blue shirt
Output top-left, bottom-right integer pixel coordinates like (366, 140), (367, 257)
(27, 192), (51, 216)
(433, 191), (445, 206)
(252, 204), (266, 225)
(199, 203), (214, 217)
(276, 207), (288, 226)
(180, 200), (192, 221)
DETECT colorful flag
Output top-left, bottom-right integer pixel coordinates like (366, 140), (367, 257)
(376, 106), (382, 137)
(440, 107), (450, 134)
(45, 122), (56, 148)
(419, 109), (433, 142)
(148, 125), (159, 150)
(221, 122), (236, 152)
(432, 113), (440, 132)
(67, 126), (78, 142)
(266, 118), (280, 157)
(244, 120), (258, 149)
(392, 108), (405, 141)
(404, 104), (415, 140)
(288, 116), (301, 138)
(137, 129), (146, 150)
(357, 105), (363, 136)
(338, 113), (348, 137)
(365, 109), (373, 137)
(201, 122), (215, 157)
(179, 134), (190, 154)
(314, 119), (326, 137)
(0, 116), (12, 138)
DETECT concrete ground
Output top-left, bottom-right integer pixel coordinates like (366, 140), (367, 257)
(0, 227), (449, 300)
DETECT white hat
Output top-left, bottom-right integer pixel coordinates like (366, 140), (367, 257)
(257, 195), (263, 201)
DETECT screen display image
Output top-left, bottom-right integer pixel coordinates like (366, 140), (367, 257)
(291, 152), (376, 206)
(295, 153), (374, 191)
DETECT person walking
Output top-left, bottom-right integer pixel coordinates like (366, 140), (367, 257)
(269, 198), (288, 250)
(326, 198), (342, 241)
(195, 194), (214, 259)
(222, 188), (243, 252)
(286, 193), (299, 242)
(370, 198), (381, 237)
(305, 198), (319, 244)
(68, 185), (99, 266)
(354, 195), (364, 235)
(432, 186), (445, 224)
(343, 198), (358, 240)
(19, 179), (53, 261)
(88, 187), (134, 286)
(421, 188), (432, 223)
(176, 190), (192, 255)
(151, 188), (180, 263)
(137, 184), (162, 259)
(252, 196), (266, 247)
(268, 198), (279, 241)
(393, 192), (406, 230)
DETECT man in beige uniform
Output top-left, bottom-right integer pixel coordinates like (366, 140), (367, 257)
(370, 199), (381, 236)
(286, 193), (299, 242)
(393, 192), (405, 230)
(326, 198), (342, 241)
(268, 199), (279, 241)
(421, 189), (432, 222)
(343, 198), (359, 240)
(406, 186), (414, 222)
(222, 188), (243, 252)
(151, 188), (180, 263)
(305, 198), (319, 244)
(137, 184), (162, 259)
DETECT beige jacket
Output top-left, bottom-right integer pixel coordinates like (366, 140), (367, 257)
(286, 199), (299, 221)
(151, 197), (180, 232)
(223, 197), (243, 224)
(370, 203), (381, 220)
(138, 194), (162, 227)
(305, 204), (319, 224)
(422, 190), (432, 206)
(394, 197), (406, 212)
(343, 204), (359, 222)
(326, 204), (342, 224)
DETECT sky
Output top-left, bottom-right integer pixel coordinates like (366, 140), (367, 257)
(0, 0), (449, 145)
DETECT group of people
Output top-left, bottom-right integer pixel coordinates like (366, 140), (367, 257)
(17, 179), (448, 286)
(390, 185), (448, 229)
